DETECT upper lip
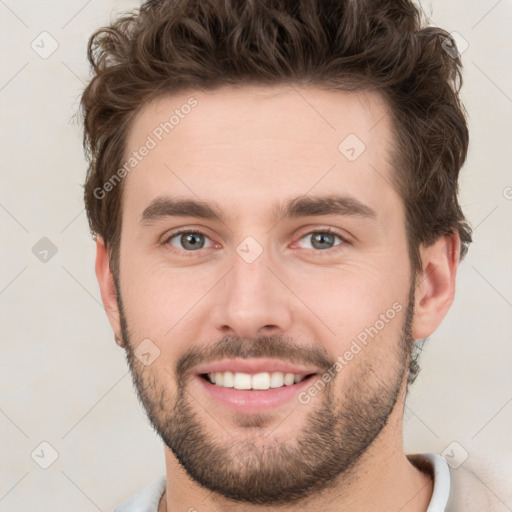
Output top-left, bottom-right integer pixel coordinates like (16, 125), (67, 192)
(193, 358), (319, 376)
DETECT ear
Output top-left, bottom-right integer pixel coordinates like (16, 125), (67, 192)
(412, 232), (460, 339)
(95, 236), (124, 347)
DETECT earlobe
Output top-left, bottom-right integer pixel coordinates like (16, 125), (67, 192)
(95, 237), (124, 347)
(412, 233), (460, 339)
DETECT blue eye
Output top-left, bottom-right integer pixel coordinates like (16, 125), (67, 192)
(165, 230), (214, 251)
(297, 230), (344, 250)
(162, 228), (346, 254)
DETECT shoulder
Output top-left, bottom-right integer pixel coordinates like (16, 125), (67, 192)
(446, 462), (506, 512)
(407, 451), (509, 512)
(113, 476), (166, 512)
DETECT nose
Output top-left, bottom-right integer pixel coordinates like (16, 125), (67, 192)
(211, 244), (293, 339)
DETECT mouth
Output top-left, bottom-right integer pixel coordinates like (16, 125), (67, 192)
(191, 359), (320, 414)
(199, 371), (317, 390)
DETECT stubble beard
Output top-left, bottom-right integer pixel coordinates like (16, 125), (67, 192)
(118, 287), (415, 505)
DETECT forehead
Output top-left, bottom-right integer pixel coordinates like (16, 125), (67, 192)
(127, 84), (392, 152)
(122, 84), (399, 221)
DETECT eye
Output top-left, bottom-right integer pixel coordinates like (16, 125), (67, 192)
(162, 228), (346, 254)
(296, 229), (345, 251)
(164, 229), (215, 251)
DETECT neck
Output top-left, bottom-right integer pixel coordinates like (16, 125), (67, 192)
(158, 489), (167, 512)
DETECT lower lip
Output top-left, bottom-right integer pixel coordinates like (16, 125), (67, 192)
(195, 374), (317, 414)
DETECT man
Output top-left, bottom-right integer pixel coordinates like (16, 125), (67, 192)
(80, 0), (494, 510)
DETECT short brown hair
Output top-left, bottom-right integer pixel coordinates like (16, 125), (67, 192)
(81, 0), (471, 275)
(80, 0), (472, 383)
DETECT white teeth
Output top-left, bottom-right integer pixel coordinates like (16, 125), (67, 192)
(206, 371), (308, 390)
(284, 373), (295, 386)
(252, 372), (270, 390)
(270, 372), (284, 388)
(233, 372), (252, 390)
(223, 371), (234, 387)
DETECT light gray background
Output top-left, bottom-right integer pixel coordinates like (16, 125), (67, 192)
(1, 0), (511, 510)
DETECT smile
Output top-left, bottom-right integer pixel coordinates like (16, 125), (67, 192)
(203, 371), (313, 390)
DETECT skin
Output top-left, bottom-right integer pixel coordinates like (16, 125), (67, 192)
(95, 84), (460, 512)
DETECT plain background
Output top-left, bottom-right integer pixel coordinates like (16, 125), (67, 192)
(1, 0), (511, 510)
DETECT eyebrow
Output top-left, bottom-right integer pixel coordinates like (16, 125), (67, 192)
(139, 194), (377, 226)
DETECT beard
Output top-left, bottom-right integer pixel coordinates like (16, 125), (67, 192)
(117, 284), (415, 506)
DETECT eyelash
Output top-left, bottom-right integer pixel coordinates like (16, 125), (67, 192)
(161, 227), (348, 255)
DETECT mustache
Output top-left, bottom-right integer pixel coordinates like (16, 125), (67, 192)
(175, 334), (335, 381)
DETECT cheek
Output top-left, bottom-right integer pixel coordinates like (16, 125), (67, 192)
(119, 258), (216, 348)
(289, 256), (408, 334)
(319, 301), (408, 389)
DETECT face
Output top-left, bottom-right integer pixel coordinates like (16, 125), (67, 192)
(114, 85), (416, 504)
